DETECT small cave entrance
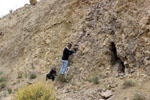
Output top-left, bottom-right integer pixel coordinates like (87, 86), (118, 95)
(110, 42), (125, 73)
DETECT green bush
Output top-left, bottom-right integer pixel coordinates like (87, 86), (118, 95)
(92, 76), (99, 84)
(0, 76), (7, 91)
(13, 82), (57, 100)
(103, 84), (109, 91)
(29, 73), (37, 79)
(7, 87), (12, 94)
(133, 93), (146, 100)
(88, 75), (99, 84)
(0, 82), (6, 91)
(122, 80), (136, 89)
(0, 76), (5, 82)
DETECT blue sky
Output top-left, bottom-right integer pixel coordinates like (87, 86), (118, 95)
(0, 0), (40, 17)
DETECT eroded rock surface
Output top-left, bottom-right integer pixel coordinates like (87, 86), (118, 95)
(0, 0), (150, 99)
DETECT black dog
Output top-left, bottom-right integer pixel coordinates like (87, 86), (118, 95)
(46, 69), (57, 81)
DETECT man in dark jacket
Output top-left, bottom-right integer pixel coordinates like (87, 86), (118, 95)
(59, 43), (75, 75)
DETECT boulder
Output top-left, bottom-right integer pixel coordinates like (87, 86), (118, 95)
(101, 90), (113, 99)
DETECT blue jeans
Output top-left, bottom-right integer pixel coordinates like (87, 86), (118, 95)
(60, 60), (68, 74)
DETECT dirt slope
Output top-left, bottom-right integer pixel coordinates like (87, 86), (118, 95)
(0, 0), (150, 100)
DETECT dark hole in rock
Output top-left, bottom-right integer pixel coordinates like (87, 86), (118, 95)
(110, 42), (125, 73)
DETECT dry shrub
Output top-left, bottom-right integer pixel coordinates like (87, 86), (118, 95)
(56, 74), (67, 83)
(0, 75), (7, 91)
(133, 93), (146, 100)
(13, 82), (57, 100)
(122, 80), (136, 89)
(88, 75), (99, 84)
(29, 0), (37, 6)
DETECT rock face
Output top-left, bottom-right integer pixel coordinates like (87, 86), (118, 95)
(68, 0), (150, 82)
(0, 0), (93, 74)
(0, 0), (150, 99)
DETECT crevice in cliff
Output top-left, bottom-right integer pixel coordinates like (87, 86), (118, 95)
(110, 42), (125, 73)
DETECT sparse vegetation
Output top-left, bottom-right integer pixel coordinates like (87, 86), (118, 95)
(73, 88), (77, 94)
(29, 73), (37, 79)
(24, 73), (28, 78)
(14, 88), (18, 92)
(17, 71), (23, 78)
(92, 76), (99, 84)
(0, 82), (6, 91)
(66, 75), (73, 82)
(16, 14), (19, 17)
(88, 75), (99, 84)
(0, 72), (3, 75)
(122, 80), (136, 89)
(56, 74), (67, 83)
(17, 80), (20, 84)
(103, 84), (109, 91)
(13, 82), (57, 100)
(7, 87), (12, 94)
(133, 93), (146, 100)
(0, 76), (7, 91)
(0, 76), (5, 82)
(29, 0), (37, 5)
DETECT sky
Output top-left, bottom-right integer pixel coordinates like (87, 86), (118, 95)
(0, 0), (39, 17)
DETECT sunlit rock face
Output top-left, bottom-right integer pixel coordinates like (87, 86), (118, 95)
(68, 0), (150, 80)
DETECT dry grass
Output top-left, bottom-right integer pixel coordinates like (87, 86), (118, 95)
(122, 80), (136, 89)
(133, 93), (146, 100)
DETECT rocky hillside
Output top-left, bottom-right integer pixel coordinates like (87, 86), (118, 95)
(0, 0), (150, 100)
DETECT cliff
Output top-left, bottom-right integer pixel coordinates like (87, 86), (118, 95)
(0, 0), (150, 99)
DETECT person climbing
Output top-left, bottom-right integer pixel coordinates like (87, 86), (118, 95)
(46, 67), (57, 81)
(59, 43), (76, 75)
